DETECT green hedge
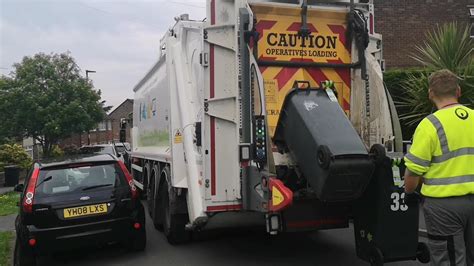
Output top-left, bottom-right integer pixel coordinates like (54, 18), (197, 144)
(0, 144), (32, 172)
(384, 68), (430, 140)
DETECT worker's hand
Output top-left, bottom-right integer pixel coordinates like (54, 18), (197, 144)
(404, 191), (421, 206)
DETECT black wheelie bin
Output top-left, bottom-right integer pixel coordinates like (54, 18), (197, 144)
(273, 84), (374, 202)
(353, 147), (430, 265)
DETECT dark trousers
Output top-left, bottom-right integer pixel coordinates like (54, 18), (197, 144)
(423, 194), (474, 266)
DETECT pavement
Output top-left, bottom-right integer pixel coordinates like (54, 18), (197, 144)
(0, 215), (16, 232)
(0, 186), (13, 195)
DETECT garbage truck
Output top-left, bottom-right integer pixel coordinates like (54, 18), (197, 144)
(123, 0), (430, 264)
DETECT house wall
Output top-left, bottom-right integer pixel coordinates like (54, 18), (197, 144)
(59, 99), (133, 148)
(374, 0), (474, 68)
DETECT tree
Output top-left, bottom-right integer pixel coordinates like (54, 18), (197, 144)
(1, 52), (106, 156)
(397, 22), (474, 127)
(0, 75), (19, 144)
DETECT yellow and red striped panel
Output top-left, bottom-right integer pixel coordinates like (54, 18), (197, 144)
(251, 4), (352, 136)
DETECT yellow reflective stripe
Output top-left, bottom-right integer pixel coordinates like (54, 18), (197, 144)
(405, 152), (431, 167)
(424, 175), (474, 185)
(432, 147), (474, 163)
(427, 114), (449, 154)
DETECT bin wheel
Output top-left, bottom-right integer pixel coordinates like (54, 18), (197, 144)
(369, 246), (384, 266)
(416, 242), (430, 264)
(370, 144), (386, 164)
(317, 145), (332, 169)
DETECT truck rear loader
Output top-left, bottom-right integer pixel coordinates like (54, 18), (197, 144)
(123, 1), (430, 264)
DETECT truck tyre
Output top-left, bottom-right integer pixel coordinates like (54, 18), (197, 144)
(14, 237), (35, 266)
(161, 168), (190, 245)
(317, 145), (332, 169)
(147, 165), (163, 231)
(141, 163), (151, 199)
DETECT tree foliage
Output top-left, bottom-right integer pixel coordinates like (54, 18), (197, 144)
(397, 22), (474, 127)
(0, 52), (105, 156)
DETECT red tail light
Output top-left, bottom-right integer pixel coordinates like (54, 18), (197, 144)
(28, 238), (37, 246)
(118, 161), (138, 199)
(23, 168), (40, 213)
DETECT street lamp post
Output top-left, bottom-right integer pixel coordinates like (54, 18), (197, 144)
(85, 70), (96, 80)
(85, 69), (96, 145)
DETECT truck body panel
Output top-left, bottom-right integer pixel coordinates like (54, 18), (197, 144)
(129, 0), (404, 238)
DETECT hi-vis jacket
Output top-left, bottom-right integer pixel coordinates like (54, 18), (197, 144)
(405, 105), (474, 198)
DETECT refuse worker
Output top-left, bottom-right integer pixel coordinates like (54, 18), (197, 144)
(403, 69), (474, 266)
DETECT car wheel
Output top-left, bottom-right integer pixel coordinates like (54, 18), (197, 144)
(161, 171), (190, 245)
(14, 237), (36, 266)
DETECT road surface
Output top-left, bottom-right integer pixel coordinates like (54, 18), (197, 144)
(38, 206), (427, 266)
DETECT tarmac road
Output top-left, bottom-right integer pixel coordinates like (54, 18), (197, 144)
(38, 205), (427, 266)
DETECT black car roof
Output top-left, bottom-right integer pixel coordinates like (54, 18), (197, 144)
(36, 154), (118, 169)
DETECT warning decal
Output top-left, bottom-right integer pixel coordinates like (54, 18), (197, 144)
(251, 4), (352, 136)
(174, 130), (182, 144)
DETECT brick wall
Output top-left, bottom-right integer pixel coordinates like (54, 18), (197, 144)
(59, 99), (133, 148)
(374, 0), (474, 68)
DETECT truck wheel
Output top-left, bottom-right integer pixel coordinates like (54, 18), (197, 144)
(141, 163), (151, 200)
(14, 237), (36, 266)
(161, 170), (190, 245)
(317, 145), (332, 169)
(146, 174), (154, 218)
(370, 144), (386, 164)
(148, 166), (164, 231)
(416, 242), (430, 263)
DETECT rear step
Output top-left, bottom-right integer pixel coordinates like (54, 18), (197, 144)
(273, 82), (374, 202)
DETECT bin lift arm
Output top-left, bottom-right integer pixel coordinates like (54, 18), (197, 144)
(298, 0), (311, 38)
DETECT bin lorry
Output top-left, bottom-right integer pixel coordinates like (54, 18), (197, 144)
(122, 0), (429, 264)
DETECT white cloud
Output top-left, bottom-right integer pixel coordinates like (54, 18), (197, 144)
(0, 0), (206, 108)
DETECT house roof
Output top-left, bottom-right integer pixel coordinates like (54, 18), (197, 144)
(107, 99), (133, 118)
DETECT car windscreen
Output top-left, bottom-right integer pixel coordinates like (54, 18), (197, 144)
(35, 162), (125, 197)
(115, 145), (126, 154)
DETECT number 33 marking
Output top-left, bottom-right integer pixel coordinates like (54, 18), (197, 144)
(390, 192), (408, 211)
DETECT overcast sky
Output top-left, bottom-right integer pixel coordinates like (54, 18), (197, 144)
(0, 0), (206, 109)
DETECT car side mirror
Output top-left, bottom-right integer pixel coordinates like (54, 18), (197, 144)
(119, 129), (126, 143)
(14, 184), (24, 192)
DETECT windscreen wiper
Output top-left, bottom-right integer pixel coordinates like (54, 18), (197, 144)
(82, 184), (113, 191)
(35, 176), (52, 188)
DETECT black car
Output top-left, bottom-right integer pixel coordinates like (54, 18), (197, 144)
(14, 154), (146, 266)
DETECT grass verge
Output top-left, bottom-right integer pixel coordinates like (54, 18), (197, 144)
(0, 192), (19, 216)
(0, 231), (13, 266)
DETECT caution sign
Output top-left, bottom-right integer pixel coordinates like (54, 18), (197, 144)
(251, 4), (352, 136)
(174, 130), (182, 144)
